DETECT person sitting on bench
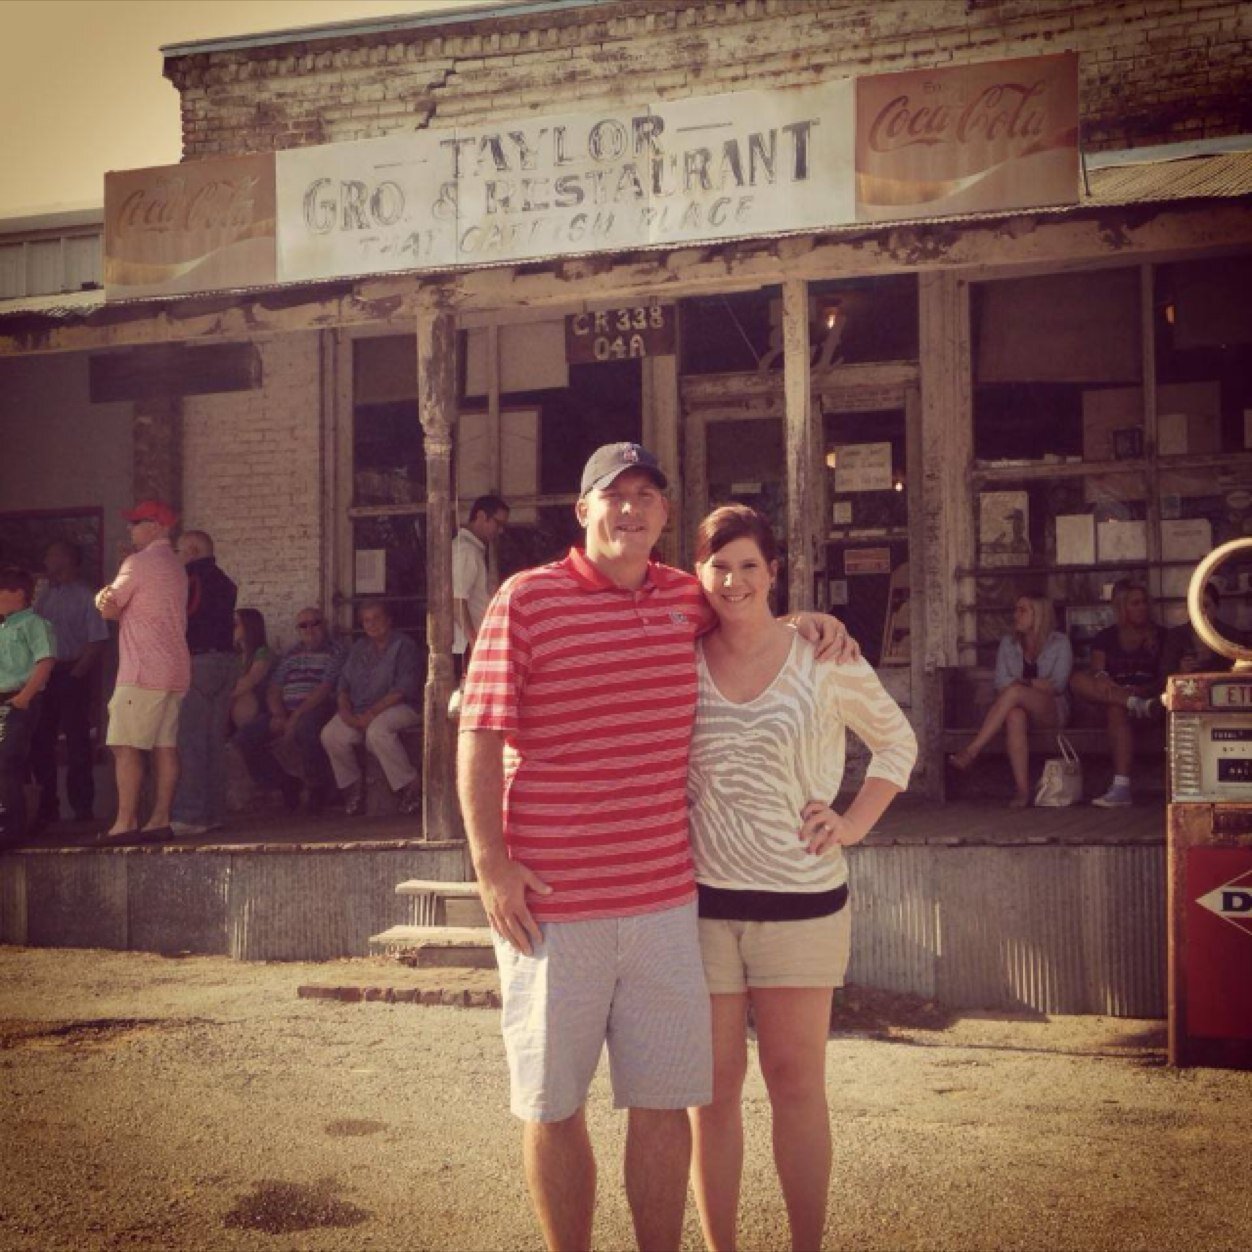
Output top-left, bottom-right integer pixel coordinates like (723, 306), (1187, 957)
(1068, 579), (1162, 809)
(948, 594), (1072, 809)
(320, 599), (422, 817)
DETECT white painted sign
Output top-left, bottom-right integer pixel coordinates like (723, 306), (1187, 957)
(277, 131), (454, 281)
(276, 83), (854, 280)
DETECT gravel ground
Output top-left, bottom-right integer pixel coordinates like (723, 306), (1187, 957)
(1, 947), (1249, 1252)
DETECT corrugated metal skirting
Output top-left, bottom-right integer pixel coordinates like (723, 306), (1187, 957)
(0, 845), (467, 962)
(847, 844), (1165, 1017)
(2, 842), (1166, 1015)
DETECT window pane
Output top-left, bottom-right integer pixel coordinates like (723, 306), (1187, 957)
(809, 274), (918, 364)
(354, 401), (425, 505)
(349, 516), (426, 640)
(497, 505), (583, 582)
(824, 408), (908, 666)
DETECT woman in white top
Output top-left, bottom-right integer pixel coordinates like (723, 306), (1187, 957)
(686, 505), (917, 1252)
(947, 595), (1073, 808)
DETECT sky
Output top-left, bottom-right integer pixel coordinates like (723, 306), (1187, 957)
(0, 0), (503, 219)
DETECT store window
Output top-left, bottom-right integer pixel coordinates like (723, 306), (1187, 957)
(348, 336), (426, 638)
(808, 274), (918, 366)
(681, 277), (918, 377)
(681, 289), (776, 375)
(966, 258), (1252, 665)
(459, 324), (643, 581)
(824, 405), (910, 667)
(1154, 255), (1252, 640)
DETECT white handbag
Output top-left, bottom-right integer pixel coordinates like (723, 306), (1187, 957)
(1034, 734), (1083, 807)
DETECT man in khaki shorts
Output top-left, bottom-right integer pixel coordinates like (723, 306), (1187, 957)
(458, 443), (855, 1252)
(95, 500), (190, 844)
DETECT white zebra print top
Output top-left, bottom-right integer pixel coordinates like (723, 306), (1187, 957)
(687, 635), (917, 894)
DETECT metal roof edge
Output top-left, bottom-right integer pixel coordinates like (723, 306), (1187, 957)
(160, 0), (612, 60)
(3, 176), (1247, 328)
(0, 207), (104, 236)
(1084, 134), (1252, 171)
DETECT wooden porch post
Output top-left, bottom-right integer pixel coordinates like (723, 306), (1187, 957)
(917, 271), (974, 671)
(132, 396), (183, 510)
(918, 271), (974, 800)
(641, 353), (681, 566)
(416, 294), (461, 841)
(782, 278), (816, 612)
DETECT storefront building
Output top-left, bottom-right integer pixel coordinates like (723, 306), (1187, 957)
(2, 0), (1250, 881)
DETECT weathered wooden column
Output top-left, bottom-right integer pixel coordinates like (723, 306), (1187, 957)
(917, 270), (974, 672)
(782, 278), (817, 612)
(132, 396), (183, 509)
(918, 271), (974, 800)
(416, 293), (461, 841)
(641, 352), (681, 566)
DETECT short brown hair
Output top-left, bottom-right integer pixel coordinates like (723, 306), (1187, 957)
(694, 505), (779, 566)
(0, 566), (34, 603)
(1110, 579), (1152, 630)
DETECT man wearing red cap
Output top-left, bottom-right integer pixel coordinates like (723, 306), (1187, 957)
(94, 500), (190, 843)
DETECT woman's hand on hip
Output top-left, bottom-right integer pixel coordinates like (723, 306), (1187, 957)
(799, 799), (866, 856)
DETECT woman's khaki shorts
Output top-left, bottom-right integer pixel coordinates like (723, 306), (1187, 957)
(697, 907), (852, 994)
(106, 685), (184, 750)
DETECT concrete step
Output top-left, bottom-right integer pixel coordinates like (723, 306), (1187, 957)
(395, 879), (480, 897)
(369, 924), (496, 969)
(393, 879), (488, 928)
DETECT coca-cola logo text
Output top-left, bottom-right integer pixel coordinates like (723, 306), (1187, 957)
(116, 176), (263, 235)
(867, 80), (1049, 154)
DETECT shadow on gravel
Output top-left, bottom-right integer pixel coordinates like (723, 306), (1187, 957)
(223, 1179), (370, 1234)
(1105, 1021), (1168, 1050)
(0, 1017), (197, 1050)
(831, 985), (965, 1034)
(324, 1118), (388, 1137)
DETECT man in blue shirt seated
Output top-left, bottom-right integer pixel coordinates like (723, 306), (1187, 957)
(320, 599), (422, 816)
(233, 606), (346, 813)
(31, 540), (109, 826)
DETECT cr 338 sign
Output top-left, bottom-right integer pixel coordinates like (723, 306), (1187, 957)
(566, 304), (676, 365)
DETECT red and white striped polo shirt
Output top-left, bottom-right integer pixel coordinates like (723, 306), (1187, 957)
(461, 547), (713, 923)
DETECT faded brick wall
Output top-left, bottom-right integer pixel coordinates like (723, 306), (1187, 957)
(166, 0), (1252, 159)
(181, 333), (322, 652)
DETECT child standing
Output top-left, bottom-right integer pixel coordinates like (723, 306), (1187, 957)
(0, 566), (56, 845)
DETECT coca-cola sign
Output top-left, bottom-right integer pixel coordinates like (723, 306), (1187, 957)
(101, 54), (1079, 299)
(855, 53), (1078, 221)
(105, 153), (276, 298)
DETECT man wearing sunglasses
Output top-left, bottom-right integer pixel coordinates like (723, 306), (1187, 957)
(233, 606), (346, 813)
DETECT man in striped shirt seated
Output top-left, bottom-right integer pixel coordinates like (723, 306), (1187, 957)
(458, 442), (854, 1252)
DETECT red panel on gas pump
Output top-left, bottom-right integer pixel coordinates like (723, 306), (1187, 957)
(1183, 848), (1252, 1040)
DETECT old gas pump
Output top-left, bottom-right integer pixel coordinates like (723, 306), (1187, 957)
(1166, 537), (1252, 1069)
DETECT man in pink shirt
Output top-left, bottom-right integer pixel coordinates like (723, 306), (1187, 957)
(95, 499), (190, 844)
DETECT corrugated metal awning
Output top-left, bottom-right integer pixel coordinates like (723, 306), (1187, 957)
(2, 147), (1249, 326)
(1086, 148), (1252, 205)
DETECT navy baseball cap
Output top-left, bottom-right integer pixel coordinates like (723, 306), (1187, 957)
(579, 443), (668, 496)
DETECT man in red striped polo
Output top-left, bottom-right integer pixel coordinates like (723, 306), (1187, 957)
(458, 443), (853, 1252)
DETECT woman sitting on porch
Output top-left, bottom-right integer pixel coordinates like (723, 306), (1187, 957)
(684, 504), (917, 1252)
(947, 594), (1073, 808)
(229, 608), (276, 732)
